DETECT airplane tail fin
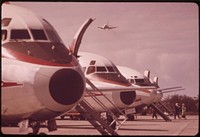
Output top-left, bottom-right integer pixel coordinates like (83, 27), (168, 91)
(144, 70), (150, 78)
(153, 76), (159, 87)
(69, 18), (95, 58)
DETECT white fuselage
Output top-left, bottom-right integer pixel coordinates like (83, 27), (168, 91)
(1, 4), (86, 124)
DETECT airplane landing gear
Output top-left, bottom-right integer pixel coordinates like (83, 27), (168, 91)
(28, 119), (57, 135)
(106, 113), (116, 130)
(127, 114), (135, 121)
(29, 121), (40, 135)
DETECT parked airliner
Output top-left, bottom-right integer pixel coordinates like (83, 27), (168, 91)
(1, 3), (94, 134)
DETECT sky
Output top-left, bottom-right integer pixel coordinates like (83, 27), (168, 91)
(10, 2), (199, 98)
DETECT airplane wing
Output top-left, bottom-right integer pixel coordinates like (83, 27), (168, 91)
(97, 26), (104, 29)
(157, 86), (182, 91)
(156, 86), (184, 92)
(87, 86), (157, 92)
(108, 26), (117, 29)
(69, 18), (95, 58)
(161, 88), (185, 93)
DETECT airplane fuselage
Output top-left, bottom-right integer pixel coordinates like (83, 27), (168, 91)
(1, 4), (86, 125)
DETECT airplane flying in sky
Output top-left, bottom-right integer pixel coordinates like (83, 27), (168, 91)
(1, 3), (94, 135)
(97, 21), (117, 30)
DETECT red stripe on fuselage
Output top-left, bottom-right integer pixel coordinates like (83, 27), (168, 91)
(2, 81), (23, 87)
(84, 93), (103, 97)
(91, 77), (131, 87)
(2, 48), (78, 67)
(138, 89), (151, 93)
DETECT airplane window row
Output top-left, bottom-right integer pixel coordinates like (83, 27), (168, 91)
(86, 66), (116, 75)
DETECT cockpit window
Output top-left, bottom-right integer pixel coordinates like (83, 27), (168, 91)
(97, 66), (107, 72)
(89, 60), (96, 65)
(107, 66), (115, 72)
(31, 29), (47, 40)
(2, 18), (12, 27)
(86, 66), (95, 74)
(135, 79), (145, 83)
(42, 19), (62, 42)
(10, 29), (31, 40)
(2, 30), (7, 41)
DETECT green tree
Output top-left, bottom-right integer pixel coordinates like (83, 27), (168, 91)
(163, 94), (198, 113)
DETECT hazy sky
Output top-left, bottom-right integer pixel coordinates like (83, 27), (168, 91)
(11, 2), (198, 98)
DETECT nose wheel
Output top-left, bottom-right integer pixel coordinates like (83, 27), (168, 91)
(29, 121), (40, 135)
(28, 119), (57, 135)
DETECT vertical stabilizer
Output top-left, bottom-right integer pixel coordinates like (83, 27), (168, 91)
(153, 77), (158, 85)
(144, 70), (150, 78)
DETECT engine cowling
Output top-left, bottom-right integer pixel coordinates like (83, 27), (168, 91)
(34, 67), (85, 113)
(112, 91), (136, 108)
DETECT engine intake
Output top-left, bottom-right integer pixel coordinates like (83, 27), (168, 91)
(34, 68), (85, 112)
(112, 91), (136, 108)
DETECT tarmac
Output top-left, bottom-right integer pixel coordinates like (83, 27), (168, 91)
(1, 115), (199, 136)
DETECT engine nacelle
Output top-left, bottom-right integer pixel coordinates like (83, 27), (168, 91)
(112, 91), (136, 108)
(34, 67), (85, 113)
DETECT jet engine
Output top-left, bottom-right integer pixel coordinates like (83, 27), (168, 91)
(34, 67), (85, 114)
(112, 91), (136, 108)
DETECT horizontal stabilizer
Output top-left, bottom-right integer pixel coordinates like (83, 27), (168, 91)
(144, 70), (150, 78)
(157, 86), (183, 91)
(162, 88), (185, 93)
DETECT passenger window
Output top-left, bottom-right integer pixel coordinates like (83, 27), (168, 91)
(11, 29), (31, 40)
(1, 30), (7, 41)
(86, 66), (95, 74)
(31, 29), (47, 40)
(97, 66), (107, 72)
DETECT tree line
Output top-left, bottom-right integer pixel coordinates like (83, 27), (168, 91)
(162, 94), (199, 113)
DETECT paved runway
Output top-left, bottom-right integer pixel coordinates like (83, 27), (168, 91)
(1, 115), (199, 136)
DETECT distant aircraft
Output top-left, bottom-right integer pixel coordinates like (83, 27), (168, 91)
(117, 66), (185, 120)
(97, 21), (117, 30)
(1, 3), (94, 135)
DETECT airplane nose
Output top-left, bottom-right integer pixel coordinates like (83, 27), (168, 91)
(49, 69), (84, 105)
(34, 67), (85, 112)
(150, 90), (157, 98)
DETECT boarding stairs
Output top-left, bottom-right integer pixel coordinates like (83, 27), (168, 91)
(158, 101), (174, 115)
(149, 102), (171, 121)
(75, 78), (128, 135)
(153, 101), (174, 116)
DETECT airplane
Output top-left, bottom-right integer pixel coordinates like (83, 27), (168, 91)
(97, 21), (117, 30)
(117, 66), (158, 108)
(117, 66), (185, 120)
(60, 52), (157, 123)
(1, 3), (94, 134)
